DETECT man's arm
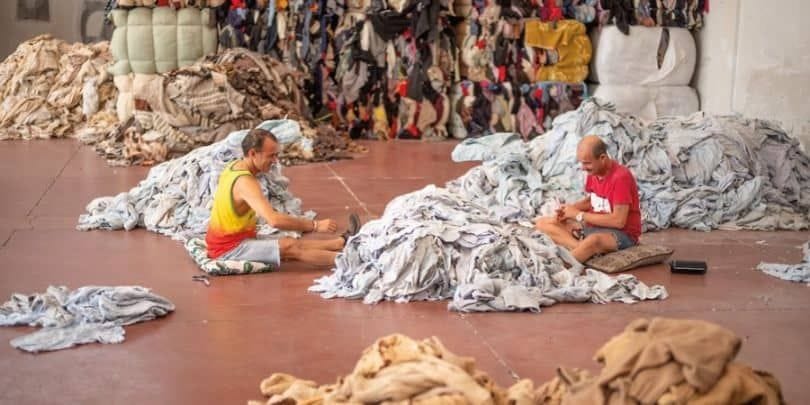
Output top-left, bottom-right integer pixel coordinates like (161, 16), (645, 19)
(554, 196), (591, 222)
(578, 204), (630, 229)
(235, 176), (334, 233)
(571, 196), (592, 212)
(566, 170), (636, 229)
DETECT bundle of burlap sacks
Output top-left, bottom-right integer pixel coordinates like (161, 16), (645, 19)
(249, 318), (783, 404)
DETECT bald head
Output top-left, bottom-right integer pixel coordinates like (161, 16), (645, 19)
(577, 135), (612, 177)
(578, 135), (608, 159)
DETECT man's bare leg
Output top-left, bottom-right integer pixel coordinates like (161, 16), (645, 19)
(570, 233), (618, 263)
(294, 238), (345, 252)
(535, 217), (581, 250)
(279, 238), (340, 266)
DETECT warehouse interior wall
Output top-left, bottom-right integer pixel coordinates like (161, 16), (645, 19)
(694, 0), (810, 150)
(0, 0), (109, 59)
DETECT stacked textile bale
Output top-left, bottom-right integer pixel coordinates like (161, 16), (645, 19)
(451, 1), (592, 139)
(108, 5), (220, 120)
(82, 48), (364, 166)
(216, 0), (596, 141)
(217, 0), (336, 114)
(449, 2), (593, 139)
(597, 0), (706, 34)
(86, 1), (364, 166)
(116, 0), (227, 7)
(248, 319), (784, 404)
(590, 0), (705, 120)
(325, 0), (462, 141)
(0, 35), (118, 141)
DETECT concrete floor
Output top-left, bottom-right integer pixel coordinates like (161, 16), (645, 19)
(0, 139), (808, 404)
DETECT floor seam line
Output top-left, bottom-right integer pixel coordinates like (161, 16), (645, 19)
(459, 314), (520, 382)
(326, 165), (372, 216)
(25, 145), (80, 218)
(0, 229), (18, 249)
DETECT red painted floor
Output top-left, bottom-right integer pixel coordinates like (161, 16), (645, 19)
(0, 139), (808, 404)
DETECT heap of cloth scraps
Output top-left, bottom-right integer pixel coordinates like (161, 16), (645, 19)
(81, 47), (364, 166)
(0, 35), (118, 141)
(311, 99), (810, 312)
(0, 285), (174, 353)
(77, 121), (314, 241)
(537, 317), (784, 404)
(757, 241), (810, 284)
(311, 185), (668, 312)
(450, 99), (810, 232)
(248, 334), (530, 404)
(248, 318), (783, 404)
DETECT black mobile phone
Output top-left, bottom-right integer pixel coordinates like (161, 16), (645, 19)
(670, 260), (707, 274)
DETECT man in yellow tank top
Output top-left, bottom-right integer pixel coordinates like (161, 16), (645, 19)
(206, 128), (357, 267)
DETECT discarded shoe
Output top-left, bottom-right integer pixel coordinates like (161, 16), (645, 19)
(341, 213), (361, 242)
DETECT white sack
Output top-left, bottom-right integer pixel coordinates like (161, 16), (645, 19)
(591, 26), (696, 86)
(114, 74), (134, 121)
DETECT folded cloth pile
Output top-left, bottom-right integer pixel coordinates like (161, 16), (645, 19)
(0, 35), (118, 141)
(449, 99), (810, 232)
(757, 241), (810, 284)
(82, 48), (364, 166)
(310, 185), (667, 312)
(537, 318), (784, 404)
(248, 319), (783, 404)
(0, 285), (174, 353)
(77, 121), (314, 241)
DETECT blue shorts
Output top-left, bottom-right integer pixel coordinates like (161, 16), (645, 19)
(219, 237), (281, 267)
(579, 226), (637, 250)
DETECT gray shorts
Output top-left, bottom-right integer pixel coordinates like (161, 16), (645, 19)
(219, 237), (281, 267)
(580, 226), (636, 250)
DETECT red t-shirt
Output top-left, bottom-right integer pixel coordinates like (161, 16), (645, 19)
(584, 162), (642, 242)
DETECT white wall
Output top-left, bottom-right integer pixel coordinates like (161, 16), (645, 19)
(694, 0), (810, 149)
(0, 0), (110, 59)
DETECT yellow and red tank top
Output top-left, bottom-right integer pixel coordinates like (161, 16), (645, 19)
(205, 161), (258, 258)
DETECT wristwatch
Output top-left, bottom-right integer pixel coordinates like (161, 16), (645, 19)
(575, 211), (585, 223)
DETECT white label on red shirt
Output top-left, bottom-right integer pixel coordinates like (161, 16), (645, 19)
(590, 193), (611, 213)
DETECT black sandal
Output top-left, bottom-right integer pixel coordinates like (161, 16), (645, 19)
(341, 213), (361, 241)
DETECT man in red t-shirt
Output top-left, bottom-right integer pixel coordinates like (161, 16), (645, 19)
(536, 135), (642, 263)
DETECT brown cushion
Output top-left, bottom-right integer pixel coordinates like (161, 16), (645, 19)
(585, 244), (674, 273)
